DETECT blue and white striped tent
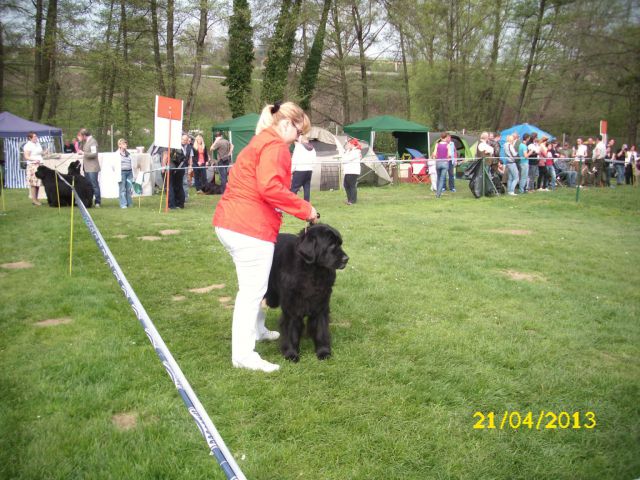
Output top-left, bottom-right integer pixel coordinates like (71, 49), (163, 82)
(0, 111), (63, 188)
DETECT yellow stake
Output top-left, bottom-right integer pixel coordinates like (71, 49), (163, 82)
(69, 177), (75, 276)
(158, 169), (166, 213)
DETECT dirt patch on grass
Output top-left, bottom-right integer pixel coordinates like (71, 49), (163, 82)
(490, 229), (532, 236)
(224, 304), (234, 310)
(1, 261), (34, 270)
(113, 234), (128, 239)
(172, 295), (186, 302)
(138, 236), (162, 241)
(189, 284), (225, 294)
(218, 296), (232, 304)
(35, 317), (73, 327)
(159, 229), (180, 236)
(332, 321), (352, 328)
(502, 270), (546, 282)
(112, 412), (137, 431)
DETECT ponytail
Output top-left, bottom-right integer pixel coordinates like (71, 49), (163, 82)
(255, 101), (311, 135)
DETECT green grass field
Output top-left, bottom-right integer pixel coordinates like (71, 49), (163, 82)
(1, 183), (639, 479)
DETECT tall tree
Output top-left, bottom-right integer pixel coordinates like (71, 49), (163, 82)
(224, 0), (254, 117)
(31, 0), (44, 120)
(150, 0), (166, 95)
(0, 22), (4, 113)
(98, 0), (117, 141)
(184, 0), (208, 129)
(33, 0), (57, 121)
(351, 1), (368, 118)
(297, 0), (332, 112)
(515, 0), (547, 124)
(331, 0), (350, 124)
(166, 0), (176, 98)
(261, 0), (301, 104)
(120, 0), (130, 137)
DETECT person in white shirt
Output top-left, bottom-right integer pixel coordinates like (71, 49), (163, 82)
(23, 131), (45, 206)
(626, 145), (638, 186)
(592, 135), (606, 187)
(342, 138), (362, 205)
(290, 135), (315, 201)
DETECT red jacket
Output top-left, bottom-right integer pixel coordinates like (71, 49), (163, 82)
(213, 127), (312, 242)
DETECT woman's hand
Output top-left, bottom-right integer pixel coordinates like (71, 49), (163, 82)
(308, 206), (319, 223)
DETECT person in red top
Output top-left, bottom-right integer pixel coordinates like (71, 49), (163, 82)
(213, 101), (319, 372)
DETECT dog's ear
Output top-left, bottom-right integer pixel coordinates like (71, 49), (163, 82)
(297, 233), (317, 264)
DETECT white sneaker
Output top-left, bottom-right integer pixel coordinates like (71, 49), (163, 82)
(257, 329), (280, 341)
(232, 353), (280, 373)
(508, 192), (517, 196)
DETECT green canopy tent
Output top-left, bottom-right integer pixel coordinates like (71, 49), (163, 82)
(211, 113), (259, 162)
(343, 115), (430, 158)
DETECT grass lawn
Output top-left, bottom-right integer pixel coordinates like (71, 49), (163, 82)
(1, 182), (639, 479)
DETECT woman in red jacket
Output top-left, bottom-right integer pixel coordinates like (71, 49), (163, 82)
(213, 101), (318, 372)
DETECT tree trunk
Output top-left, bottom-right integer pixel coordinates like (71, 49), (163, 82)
(46, 51), (59, 120)
(352, 2), (368, 119)
(442, 1), (455, 128)
(184, 0), (208, 130)
(98, 0), (116, 142)
(487, 0), (502, 127)
(104, 18), (122, 138)
(515, 0), (546, 124)
(120, 0), (130, 137)
(31, 0), (43, 120)
(0, 22), (4, 113)
(166, 0), (176, 98)
(398, 23), (410, 119)
(150, 0), (166, 95)
(33, 0), (57, 121)
(224, 0), (254, 117)
(332, 0), (350, 125)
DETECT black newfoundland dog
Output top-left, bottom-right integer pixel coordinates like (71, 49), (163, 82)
(35, 161), (93, 208)
(265, 224), (349, 362)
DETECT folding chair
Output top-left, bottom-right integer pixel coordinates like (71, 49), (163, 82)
(405, 148), (430, 184)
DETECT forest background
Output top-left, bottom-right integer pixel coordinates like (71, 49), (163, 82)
(1, 0), (638, 150)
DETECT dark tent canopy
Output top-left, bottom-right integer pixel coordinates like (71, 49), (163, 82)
(343, 115), (430, 157)
(0, 111), (63, 188)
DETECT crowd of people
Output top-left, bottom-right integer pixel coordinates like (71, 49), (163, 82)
(475, 132), (639, 195)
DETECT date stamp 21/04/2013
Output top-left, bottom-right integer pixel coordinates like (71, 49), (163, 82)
(473, 411), (596, 430)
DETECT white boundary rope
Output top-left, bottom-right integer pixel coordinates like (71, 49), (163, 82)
(55, 172), (247, 480)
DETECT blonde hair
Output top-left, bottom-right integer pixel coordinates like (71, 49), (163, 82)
(256, 101), (311, 135)
(506, 134), (514, 143)
(480, 132), (489, 141)
(193, 134), (205, 152)
(117, 138), (128, 148)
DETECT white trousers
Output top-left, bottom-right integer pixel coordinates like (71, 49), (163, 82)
(215, 227), (274, 363)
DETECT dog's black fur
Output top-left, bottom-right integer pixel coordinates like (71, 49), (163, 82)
(201, 179), (224, 195)
(265, 224), (349, 362)
(35, 161), (93, 208)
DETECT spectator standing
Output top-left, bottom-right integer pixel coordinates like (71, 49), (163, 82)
(614, 144), (627, 186)
(518, 133), (530, 193)
(213, 101), (317, 372)
(182, 134), (194, 200)
(343, 138), (362, 205)
(547, 141), (559, 190)
(592, 135), (607, 187)
(166, 141), (187, 209)
(117, 138), (134, 208)
(528, 133), (540, 191)
(505, 134), (519, 195)
(23, 131), (44, 205)
(291, 135), (315, 202)
(573, 138), (589, 186)
(192, 134), (209, 194)
(432, 133), (451, 198)
(537, 137), (550, 191)
(604, 138), (616, 187)
(211, 131), (234, 193)
(626, 145), (637, 185)
(78, 128), (101, 207)
(445, 135), (457, 192)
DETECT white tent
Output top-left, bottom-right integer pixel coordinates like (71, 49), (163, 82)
(307, 126), (391, 191)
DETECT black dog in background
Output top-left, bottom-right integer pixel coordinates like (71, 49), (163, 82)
(35, 161), (93, 208)
(265, 224), (349, 362)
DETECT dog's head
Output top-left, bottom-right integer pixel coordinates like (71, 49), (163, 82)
(35, 165), (50, 180)
(67, 161), (81, 175)
(296, 224), (349, 270)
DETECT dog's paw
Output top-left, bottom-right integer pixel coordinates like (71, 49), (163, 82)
(316, 350), (331, 361)
(284, 351), (300, 363)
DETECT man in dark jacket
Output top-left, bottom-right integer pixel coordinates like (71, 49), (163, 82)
(168, 147), (187, 209)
